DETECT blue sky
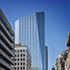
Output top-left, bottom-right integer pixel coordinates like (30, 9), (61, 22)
(0, 0), (70, 70)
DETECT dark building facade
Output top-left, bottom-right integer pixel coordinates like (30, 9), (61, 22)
(45, 46), (48, 70)
(0, 9), (15, 70)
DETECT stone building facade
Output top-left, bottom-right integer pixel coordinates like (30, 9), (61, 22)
(65, 48), (70, 70)
(52, 32), (70, 70)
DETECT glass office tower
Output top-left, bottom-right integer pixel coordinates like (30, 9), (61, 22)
(15, 12), (45, 70)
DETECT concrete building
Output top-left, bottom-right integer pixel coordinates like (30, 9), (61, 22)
(15, 12), (46, 70)
(15, 43), (31, 70)
(0, 9), (15, 70)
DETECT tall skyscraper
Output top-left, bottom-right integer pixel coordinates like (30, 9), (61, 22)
(0, 9), (15, 70)
(15, 12), (45, 70)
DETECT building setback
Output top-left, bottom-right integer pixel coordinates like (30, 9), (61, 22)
(15, 43), (31, 70)
(0, 9), (15, 70)
(15, 12), (46, 70)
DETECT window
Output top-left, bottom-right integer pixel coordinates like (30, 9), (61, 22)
(23, 58), (25, 61)
(15, 67), (16, 70)
(23, 67), (25, 69)
(20, 62), (22, 65)
(15, 59), (16, 61)
(23, 50), (25, 52)
(23, 54), (25, 56)
(15, 63), (16, 65)
(21, 54), (22, 57)
(20, 50), (22, 52)
(18, 54), (19, 57)
(17, 63), (19, 65)
(17, 58), (19, 61)
(15, 55), (16, 57)
(20, 67), (22, 70)
(17, 67), (19, 70)
(23, 62), (25, 65)
(21, 58), (22, 61)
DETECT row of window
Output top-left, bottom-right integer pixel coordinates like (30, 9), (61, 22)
(15, 50), (25, 52)
(15, 58), (25, 61)
(15, 62), (25, 65)
(15, 54), (25, 57)
(15, 67), (25, 70)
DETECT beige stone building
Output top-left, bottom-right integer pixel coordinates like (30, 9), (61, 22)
(65, 48), (70, 70)
(52, 32), (70, 70)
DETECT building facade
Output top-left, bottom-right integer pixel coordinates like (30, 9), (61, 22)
(15, 12), (45, 70)
(55, 47), (70, 70)
(65, 48), (70, 70)
(65, 32), (70, 70)
(15, 43), (31, 70)
(52, 32), (70, 70)
(0, 9), (15, 70)
(45, 46), (48, 70)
